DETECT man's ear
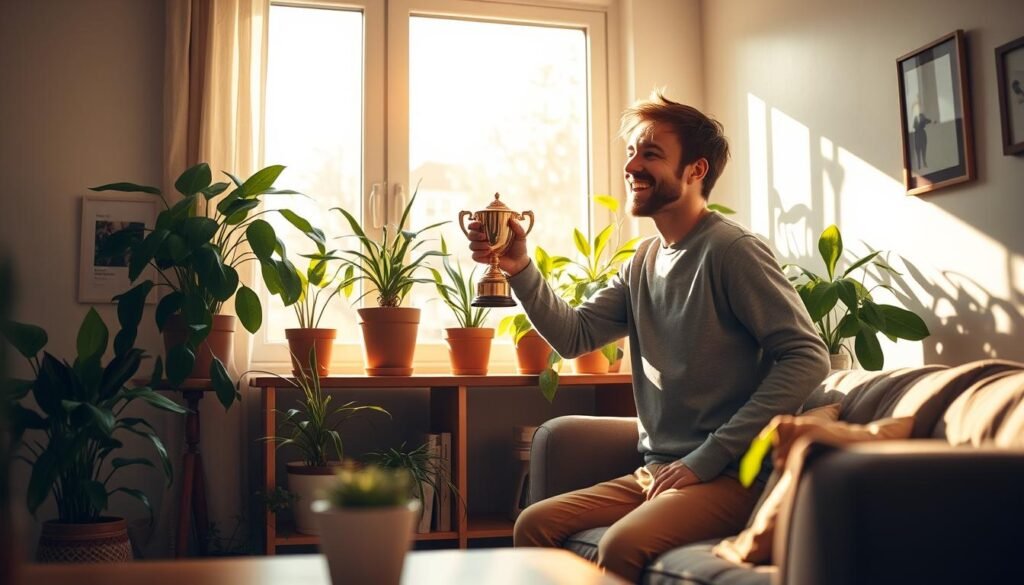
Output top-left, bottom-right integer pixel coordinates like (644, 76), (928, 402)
(688, 158), (709, 183)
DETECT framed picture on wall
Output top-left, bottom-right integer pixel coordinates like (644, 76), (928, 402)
(995, 34), (1024, 156)
(78, 195), (158, 304)
(896, 30), (975, 196)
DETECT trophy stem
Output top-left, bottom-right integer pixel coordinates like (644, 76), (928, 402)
(472, 254), (517, 308)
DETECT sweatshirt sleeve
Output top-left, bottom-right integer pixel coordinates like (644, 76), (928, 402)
(680, 235), (830, 481)
(507, 260), (630, 359)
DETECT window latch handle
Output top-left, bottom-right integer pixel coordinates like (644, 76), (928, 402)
(369, 183), (384, 229)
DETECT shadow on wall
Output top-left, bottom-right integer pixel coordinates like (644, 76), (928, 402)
(747, 93), (1024, 366)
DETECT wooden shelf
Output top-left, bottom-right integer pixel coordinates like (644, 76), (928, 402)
(254, 373), (635, 554)
(274, 521), (457, 546)
(467, 516), (515, 539)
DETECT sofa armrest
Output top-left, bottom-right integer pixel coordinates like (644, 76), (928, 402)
(527, 415), (641, 505)
(783, 441), (1024, 585)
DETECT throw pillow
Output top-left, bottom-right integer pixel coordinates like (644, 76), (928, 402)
(713, 412), (913, 566)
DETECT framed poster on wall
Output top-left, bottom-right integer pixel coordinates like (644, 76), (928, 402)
(896, 30), (975, 196)
(78, 195), (158, 304)
(995, 34), (1024, 156)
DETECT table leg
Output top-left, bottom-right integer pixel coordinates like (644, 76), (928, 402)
(175, 390), (207, 557)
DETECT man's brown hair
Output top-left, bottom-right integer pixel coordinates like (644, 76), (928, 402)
(619, 90), (730, 199)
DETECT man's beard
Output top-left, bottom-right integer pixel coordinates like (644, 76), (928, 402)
(629, 173), (682, 217)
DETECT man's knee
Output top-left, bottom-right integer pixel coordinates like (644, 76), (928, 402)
(513, 501), (559, 547)
(597, 522), (649, 582)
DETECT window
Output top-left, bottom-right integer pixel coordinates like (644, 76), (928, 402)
(256, 0), (610, 372)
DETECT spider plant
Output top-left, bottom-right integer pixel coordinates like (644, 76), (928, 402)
(429, 237), (489, 328)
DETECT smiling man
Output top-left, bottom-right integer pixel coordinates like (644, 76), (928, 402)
(465, 91), (829, 582)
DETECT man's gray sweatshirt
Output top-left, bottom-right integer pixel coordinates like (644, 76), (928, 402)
(509, 212), (830, 481)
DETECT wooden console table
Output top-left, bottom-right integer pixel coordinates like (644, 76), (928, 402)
(251, 374), (635, 554)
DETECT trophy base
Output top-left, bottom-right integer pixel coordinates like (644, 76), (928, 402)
(472, 295), (518, 308)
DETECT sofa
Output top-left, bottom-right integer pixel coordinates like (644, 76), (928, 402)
(526, 359), (1024, 584)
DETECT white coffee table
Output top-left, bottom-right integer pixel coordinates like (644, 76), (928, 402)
(18, 548), (627, 585)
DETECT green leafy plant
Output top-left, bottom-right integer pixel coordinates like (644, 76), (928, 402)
(257, 486), (298, 515)
(2, 309), (186, 522)
(323, 464), (413, 508)
(257, 350), (389, 467)
(784, 225), (930, 370)
(429, 237), (489, 328)
(332, 182), (447, 308)
(290, 258), (355, 329)
(497, 245), (570, 345)
(559, 194), (641, 308)
(91, 163), (325, 408)
(369, 441), (462, 512)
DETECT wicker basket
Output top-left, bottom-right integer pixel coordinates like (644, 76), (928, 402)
(36, 517), (132, 563)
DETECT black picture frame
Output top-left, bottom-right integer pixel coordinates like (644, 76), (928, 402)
(896, 30), (975, 196)
(995, 34), (1024, 156)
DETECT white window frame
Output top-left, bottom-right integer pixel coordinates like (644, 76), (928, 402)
(254, 0), (614, 374)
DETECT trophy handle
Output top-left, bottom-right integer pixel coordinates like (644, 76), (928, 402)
(519, 210), (535, 238)
(458, 210), (474, 239)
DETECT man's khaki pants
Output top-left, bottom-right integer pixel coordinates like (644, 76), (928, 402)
(513, 465), (762, 583)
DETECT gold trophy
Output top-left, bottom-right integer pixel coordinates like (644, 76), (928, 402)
(459, 193), (535, 307)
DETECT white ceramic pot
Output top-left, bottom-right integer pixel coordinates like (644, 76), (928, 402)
(829, 353), (852, 370)
(287, 463), (342, 535)
(312, 499), (420, 585)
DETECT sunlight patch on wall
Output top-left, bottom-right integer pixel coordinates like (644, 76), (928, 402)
(770, 107), (813, 258)
(747, 93), (769, 235)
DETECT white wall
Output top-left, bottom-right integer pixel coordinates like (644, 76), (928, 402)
(702, 0), (1024, 366)
(0, 0), (176, 557)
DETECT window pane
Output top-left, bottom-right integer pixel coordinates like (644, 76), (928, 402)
(265, 5), (363, 343)
(407, 16), (590, 343)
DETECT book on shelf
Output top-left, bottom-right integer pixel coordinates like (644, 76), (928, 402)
(437, 432), (452, 532)
(416, 434), (440, 534)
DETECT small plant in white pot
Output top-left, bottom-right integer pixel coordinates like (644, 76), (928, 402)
(312, 464), (420, 585)
(430, 236), (493, 375)
(257, 350), (389, 534)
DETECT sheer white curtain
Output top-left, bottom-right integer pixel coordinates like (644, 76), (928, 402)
(163, 0), (269, 556)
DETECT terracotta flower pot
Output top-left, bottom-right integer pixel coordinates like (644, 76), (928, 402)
(312, 499), (420, 585)
(358, 307), (420, 376)
(36, 517), (132, 563)
(573, 348), (611, 374)
(514, 330), (554, 375)
(287, 462), (344, 535)
(444, 328), (494, 375)
(162, 314), (236, 379)
(286, 328), (337, 377)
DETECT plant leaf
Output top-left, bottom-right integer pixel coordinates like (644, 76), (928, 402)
(739, 426), (776, 487)
(875, 304), (930, 341)
(210, 358), (236, 409)
(239, 165), (285, 197)
(573, 228), (591, 258)
(854, 326), (883, 371)
(175, 163), (212, 196)
(235, 286), (262, 333)
(593, 194), (618, 213)
(1, 319), (47, 359)
(76, 308), (109, 364)
(818, 224), (842, 280)
(246, 219), (277, 260)
(539, 368), (559, 403)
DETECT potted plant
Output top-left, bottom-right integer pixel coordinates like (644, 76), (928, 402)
(555, 195), (640, 374)
(285, 254), (355, 377)
(369, 441), (462, 533)
(784, 224), (930, 370)
(331, 183), (446, 376)
(2, 309), (185, 562)
(430, 236), (493, 375)
(91, 163), (324, 408)
(311, 464), (420, 585)
(257, 350), (389, 534)
(497, 246), (569, 376)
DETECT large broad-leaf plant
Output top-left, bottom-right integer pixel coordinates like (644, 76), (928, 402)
(2, 309), (185, 522)
(91, 163), (324, 408)
(784, 225), (930, 370)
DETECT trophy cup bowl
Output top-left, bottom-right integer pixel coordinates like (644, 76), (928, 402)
(459, 193), (535, 307)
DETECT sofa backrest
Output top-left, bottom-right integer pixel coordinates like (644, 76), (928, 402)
(800, 360), (1024, 440)
(942, 369), (1024, 448)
